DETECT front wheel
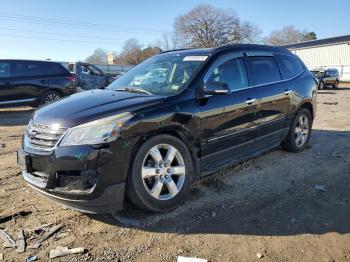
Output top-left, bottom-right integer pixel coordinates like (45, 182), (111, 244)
(333, 80), (339, 89)
(126, 134), (193, 212)
(282, 108), (313, 153)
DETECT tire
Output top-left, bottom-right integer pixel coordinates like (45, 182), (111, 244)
(41, 90), (61, 105)
(126, 134), (194, 212)
(333, 80), (339, 89)
(318, 81), (324, 90)
(282, 108), (313, 153)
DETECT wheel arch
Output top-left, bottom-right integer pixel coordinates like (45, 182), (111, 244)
(127, 126), (200, 182)
(299, 101), (314, 119)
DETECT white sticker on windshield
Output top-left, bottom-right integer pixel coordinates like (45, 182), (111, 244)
(183, 56), (208, 61)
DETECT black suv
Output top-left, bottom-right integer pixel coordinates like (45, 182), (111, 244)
(311, 68), (340, 90)
(0, 60), (76, 107)
(18, 45), (317, 214)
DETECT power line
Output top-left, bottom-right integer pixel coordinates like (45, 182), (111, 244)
(0, 12), (168, 32)
(0, 27), (124, 41)
(0, 12), (171, 35)
(0, 32), (121, 45)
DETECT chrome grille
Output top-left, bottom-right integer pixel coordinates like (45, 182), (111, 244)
(25, 120), (68, 151)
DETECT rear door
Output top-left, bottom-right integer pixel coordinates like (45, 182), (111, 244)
(199, 52), (259, 173)
(75, 63), (110, 90)
(246, 53), (293, 149)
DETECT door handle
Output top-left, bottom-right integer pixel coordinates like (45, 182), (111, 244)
(284, 90), (292, 95)
(245, 98), (256, 104)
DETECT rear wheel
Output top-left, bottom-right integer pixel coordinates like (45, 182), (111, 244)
(41, 90), (61, 105)
(282, 108), (312, 153)
(127, 134), (193, 212)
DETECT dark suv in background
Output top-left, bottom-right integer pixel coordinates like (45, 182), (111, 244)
(18, 45), (317, 214)
(0, 60), (76, 107)
(311, 68), (340, 90)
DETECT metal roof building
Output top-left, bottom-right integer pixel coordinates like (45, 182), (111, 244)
(283, 35), (350, 81)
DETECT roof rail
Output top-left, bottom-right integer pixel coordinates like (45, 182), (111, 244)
(160, 48), (194, 54)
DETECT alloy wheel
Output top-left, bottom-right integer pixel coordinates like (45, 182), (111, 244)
(44, 93), (61, 104)
(141, 144), (186, 201)
(295, 114), (310, 147)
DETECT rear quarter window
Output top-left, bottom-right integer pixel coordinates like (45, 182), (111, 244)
(49, 63), (69, 76)
(248, 56), (281, 85)
(275, 54), (304, 79)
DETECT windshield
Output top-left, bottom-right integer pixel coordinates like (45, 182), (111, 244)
(311, 71), (324, 78)
(107, 54), (207, 95)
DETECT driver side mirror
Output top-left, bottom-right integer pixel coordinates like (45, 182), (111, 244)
(203, 81), (231, 95)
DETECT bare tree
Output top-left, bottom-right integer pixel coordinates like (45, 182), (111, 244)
(114, 38), (143, 65)
(85, 48), (108, 64)
(265, 26), (317, 46)
(114, 39), (162, 65)
(174, 4), (261, 48)
(156, 32), (179, 51)
(231, 21), (262, 43)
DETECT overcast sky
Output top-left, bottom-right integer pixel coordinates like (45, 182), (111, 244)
(1, 0), (349, 62)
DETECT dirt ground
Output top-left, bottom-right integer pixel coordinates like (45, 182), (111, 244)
(0, 84), (349, 262)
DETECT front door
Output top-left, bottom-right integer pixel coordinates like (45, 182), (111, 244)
(198, 53), (259, 174)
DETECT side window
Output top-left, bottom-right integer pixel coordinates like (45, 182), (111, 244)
(13, 61), (51, 77)
(207, 58), (248, 91)
(249, 56), (281, 85)
(275, 54), (304, 79)
(0, 62), (11, 78)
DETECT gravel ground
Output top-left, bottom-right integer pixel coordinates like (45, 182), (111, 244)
(0, 84), (349, 262)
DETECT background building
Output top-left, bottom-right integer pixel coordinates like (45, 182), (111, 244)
(283, 35), (350, 82)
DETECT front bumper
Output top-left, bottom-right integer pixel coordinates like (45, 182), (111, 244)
(18, 137), (137, 214)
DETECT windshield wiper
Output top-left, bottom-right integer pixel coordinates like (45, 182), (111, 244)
(114, 87), (152, 95)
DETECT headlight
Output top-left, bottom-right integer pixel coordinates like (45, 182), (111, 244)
(60, 112), (134, 146)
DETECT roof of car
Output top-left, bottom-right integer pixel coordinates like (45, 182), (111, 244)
(311, 68), (338, 72)
(282, 35), (350, 49)
(0, 59), (61, 63)
(159, 44), (291, 56)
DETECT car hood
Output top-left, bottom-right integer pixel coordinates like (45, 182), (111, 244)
(32, 89), (163, 127)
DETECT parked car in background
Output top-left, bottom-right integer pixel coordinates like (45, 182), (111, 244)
(68, 62), (113, 91)
(18, 44), (317, 214)
(311, 68), (340, 90)
(0, 59), (76, 107)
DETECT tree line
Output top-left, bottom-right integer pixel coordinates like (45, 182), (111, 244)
(85, 4), (317, 65)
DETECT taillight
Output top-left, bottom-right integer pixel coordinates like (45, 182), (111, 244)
(67, 74), (76, 82)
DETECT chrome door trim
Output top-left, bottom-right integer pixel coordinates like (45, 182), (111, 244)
(0, 98), (36, 105)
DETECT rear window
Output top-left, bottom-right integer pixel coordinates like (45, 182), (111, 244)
(249, 56), (281, 85)
(0, 62), (11, 78)
(275, 54), (304, 79)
